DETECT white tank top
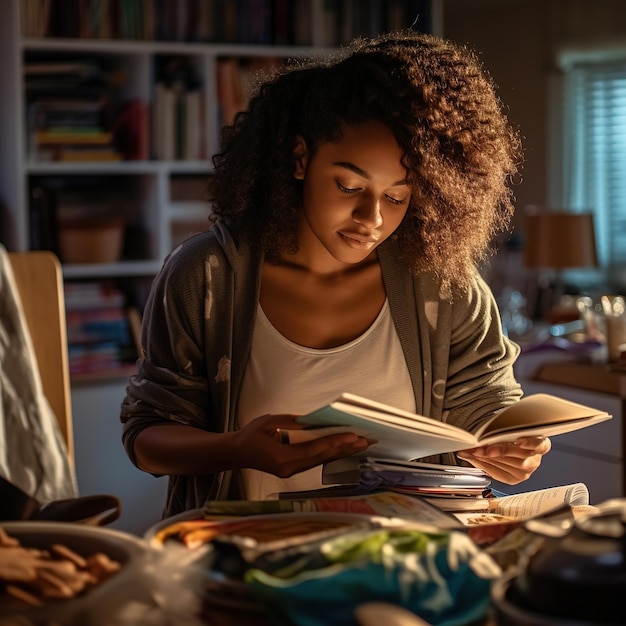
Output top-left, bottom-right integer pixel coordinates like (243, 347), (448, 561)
(238, 299), (415, 500)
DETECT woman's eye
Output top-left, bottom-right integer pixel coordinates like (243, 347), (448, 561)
(337, 181), (360, 194)
(386, 195), (408, 206)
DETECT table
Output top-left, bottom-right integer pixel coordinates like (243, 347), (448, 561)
(531, 360), (626, 497)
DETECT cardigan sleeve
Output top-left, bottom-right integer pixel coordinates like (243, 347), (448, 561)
(413, 271), (522, 466)
(438, 271), (522, 433)
(120, 235), (218, 469)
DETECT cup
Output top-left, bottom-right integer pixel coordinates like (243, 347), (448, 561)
(601, 295), (626, 362)
(576, 296), (606, 344)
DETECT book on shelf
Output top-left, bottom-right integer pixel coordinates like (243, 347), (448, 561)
(64, 281), (126, 310)
(57, 147), (122, 162)
(63, 281), (138, 378)
(216, 56), (282, 128)
(33, 129), (120, 162)
(24, 61), (101, 77)
(28, 99), (104, 131)
(287, 392), (612, 461)
(29, 184), (58, 253)
(112, 99), (150, 160)
(35, 130), (113, 144)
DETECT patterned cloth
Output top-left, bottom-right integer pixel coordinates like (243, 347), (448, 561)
(244, 527), (500, 626)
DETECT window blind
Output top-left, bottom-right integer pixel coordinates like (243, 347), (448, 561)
(562, 61), (626, 268)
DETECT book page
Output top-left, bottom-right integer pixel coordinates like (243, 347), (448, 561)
(493, 483), (589, 518)
(299, 404), (475, 459)
(330, 402), (466, 439)
(473, 394), (609, 440)
(454, 483), (589, 524)
(297, 392), (610, 460)
(336, 393), (466, 437)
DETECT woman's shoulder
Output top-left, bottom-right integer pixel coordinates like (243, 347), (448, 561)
(412, 266), (493, 303)
(156, 231), (216, 281)
(160, 221), (242, 274)
(167, 229), (220, 261)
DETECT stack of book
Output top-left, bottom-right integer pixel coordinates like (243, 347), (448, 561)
(318, 457), (493, 510)
(25, 58), (123, 163)
(64, 282), (138, 378)
(277, 392), (611, 512)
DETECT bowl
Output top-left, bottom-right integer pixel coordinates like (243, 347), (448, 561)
(491, 499), (626, 625)
(491, 574), (625, 626)
(0, 521), (148, 625)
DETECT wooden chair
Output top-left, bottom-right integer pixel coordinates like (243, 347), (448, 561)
(8, 250), (74, 465)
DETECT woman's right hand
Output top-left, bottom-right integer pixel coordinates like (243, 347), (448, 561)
(231, 413), (370, 477)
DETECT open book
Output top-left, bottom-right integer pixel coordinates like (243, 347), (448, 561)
(289, 392), (612, 461)
(453, 482), (590, 523)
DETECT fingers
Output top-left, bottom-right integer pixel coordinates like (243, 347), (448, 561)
(237, 412), (373, 477)
(270, 437), (369, 478)
(515, 436), (552, 454)
(460, 457), (525, 484)
(457, 437), (552, 485)
(458, 437), (551, 460)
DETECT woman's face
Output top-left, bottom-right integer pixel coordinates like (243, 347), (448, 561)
(293, 120), (411, 270)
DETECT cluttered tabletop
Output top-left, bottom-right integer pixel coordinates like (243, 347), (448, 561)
(2, 466), (625, 626)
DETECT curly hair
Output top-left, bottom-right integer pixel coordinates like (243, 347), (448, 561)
(209, 29), (522, 288)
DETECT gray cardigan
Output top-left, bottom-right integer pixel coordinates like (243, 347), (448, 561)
(121, 219), (522, 518)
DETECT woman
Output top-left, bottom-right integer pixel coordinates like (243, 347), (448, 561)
(121, 30), (550, 518)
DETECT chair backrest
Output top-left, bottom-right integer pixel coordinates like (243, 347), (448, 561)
(8, 251), (74, 465)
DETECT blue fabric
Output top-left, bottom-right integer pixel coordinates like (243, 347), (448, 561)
(244, 529), (497, 626)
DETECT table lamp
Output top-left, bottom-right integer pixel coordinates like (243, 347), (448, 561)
(523, 208), (598, 318)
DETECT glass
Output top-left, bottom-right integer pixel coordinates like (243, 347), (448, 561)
(576, 296), (606, 345)
(601, 295), (626, 362)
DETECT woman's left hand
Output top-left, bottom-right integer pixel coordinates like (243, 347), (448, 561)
(456, 436), (552, 484)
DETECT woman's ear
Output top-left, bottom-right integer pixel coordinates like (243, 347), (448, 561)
(293, 135), (308, 180)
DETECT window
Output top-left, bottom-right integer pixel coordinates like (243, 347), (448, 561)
(553, 52), (626, 286)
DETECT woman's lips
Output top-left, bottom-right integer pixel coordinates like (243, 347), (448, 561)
(339, 231), (379, 250)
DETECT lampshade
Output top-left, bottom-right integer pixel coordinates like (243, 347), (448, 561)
(523, 210), (598, 270)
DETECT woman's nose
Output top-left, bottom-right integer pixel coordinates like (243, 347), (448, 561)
(353, 196), (383, 228)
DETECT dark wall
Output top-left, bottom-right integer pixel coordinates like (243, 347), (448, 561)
(443, 0), (548, 232)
